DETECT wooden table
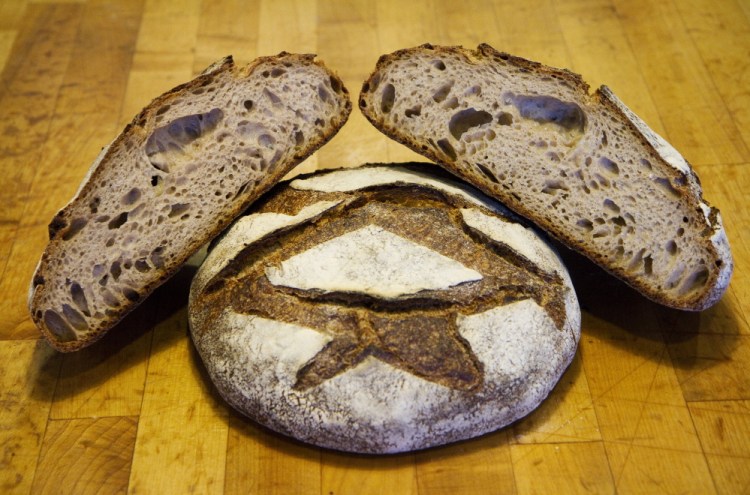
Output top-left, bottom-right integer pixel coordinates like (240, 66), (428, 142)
(1, 0), (748, 493)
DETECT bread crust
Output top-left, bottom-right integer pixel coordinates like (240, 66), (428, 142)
(359, 43), (732, 311)
(30, 53), (351, 351)
(189, 163), (581, 453)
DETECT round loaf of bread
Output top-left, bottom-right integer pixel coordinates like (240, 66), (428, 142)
(189, 163), (581, 454)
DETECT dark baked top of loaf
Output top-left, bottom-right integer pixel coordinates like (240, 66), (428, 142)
(193, 164), (569, 391)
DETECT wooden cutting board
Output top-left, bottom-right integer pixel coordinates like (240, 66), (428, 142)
(1, 0), (748, 493)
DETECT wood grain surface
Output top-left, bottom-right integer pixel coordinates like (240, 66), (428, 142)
(1, 0), (748, 493)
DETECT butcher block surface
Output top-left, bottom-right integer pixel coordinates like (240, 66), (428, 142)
(1, 0), (749, 493)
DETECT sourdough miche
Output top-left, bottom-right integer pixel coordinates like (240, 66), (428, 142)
(29, 53), (351, 351)
(359, 44), (732, 310)
(189, 163), (581, 454)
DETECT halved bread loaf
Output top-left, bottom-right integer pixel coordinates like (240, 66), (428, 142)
(359, 43), (732, 311)
(29, 53), (351, 351)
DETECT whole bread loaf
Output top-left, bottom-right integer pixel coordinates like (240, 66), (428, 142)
(189, 163), (581, 454)
(359, 43), (732, 311)
(29, 53), (351, 351)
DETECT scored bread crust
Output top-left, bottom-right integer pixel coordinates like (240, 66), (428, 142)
(189, 163), (581, 454)
(29, 53), (352, 352)
(358, 43), (733, 311)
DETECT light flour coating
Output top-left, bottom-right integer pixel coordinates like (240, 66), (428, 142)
(189, 163), (581, 453)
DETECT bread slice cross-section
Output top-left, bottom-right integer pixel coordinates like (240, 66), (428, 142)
(29, 52), (352, 351)
(358, 43), (732, 311)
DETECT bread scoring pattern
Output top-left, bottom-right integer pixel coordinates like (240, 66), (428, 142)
(198, 177), (567, 392)
(189, 164), (581, 453)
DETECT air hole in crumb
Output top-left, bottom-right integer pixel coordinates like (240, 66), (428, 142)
(62, 304), (88, 330)
(511, 94), (586, 132)
(146, 108), (224, 172)
(627, 249), (646, 272)
(92, 264), (106, 278)
(43, 310), (76, 342)
(681, 266), (709, 293)
(464, 85), (481, 97)
(405, 105), (422, 118)
(436, 138), (457, 160)
(271, 67), (285, 77)
(168, 203), (190, 218)
(263, 88), (282, 105)
(318, 84), (331, 103)
(611, 216), (627, 227)
(70, 282), (90, 316)
(666, 240), (678, 255)
(577, 219), (594, 231)
(110, 261), (122, 281)
(122, 188), (141, 205)
(294, 130), (304, 145)
(603, 199), (620, 213)
(644, 255), (653, 275)
(381, 83), (396, 113)
(449, 108), (493, 140)
(654, 177), (681, 199)
(108, 212), (128, 230)
(667, 265), (686, 289)
(122, 287), (140, 302)
(258, 134), (276, 148)
(243, 100), (253, 111)
(497, 112), (513, 125)
(151, 175), (162, 187)
(62, 218), (88, 241)
(598, 157), (620, 176)
(477, 164), (499, 183)
(594, 173), (610, 187)
(432, 81), (454, 103)
(150, 247), (166, 269)
(541, 179), (569, 194)
(432, 60), (446, 70)
(135, 259), (150, 272)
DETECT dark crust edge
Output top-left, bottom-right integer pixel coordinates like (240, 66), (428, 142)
(358, 43), (729, 311)
(30, 53), (352, 352)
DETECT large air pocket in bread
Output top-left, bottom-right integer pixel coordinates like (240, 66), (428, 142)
(29, 53), (351, 351)
(189, 163), (581, 454)
(359, 43), (732, 311)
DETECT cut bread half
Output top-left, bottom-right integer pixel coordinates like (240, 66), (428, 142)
(359, 43), (732, 311)
(29, 52), (352, 351)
